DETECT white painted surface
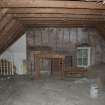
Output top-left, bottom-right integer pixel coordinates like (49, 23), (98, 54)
(77, 47), (91, 68)
(0, 34), (27, 75)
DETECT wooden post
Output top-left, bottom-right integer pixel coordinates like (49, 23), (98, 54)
(11, 57), (14, 75)
(10, 57), (12, 76)
(6, 59), (8, 75)
(35, 57), (40, 80)
(5, 59), (6, 76)
(3, 59), (4, 76)
(61, 58), (64, 79)
(0, 59), (1, 75)
(58, 58), (61, 79)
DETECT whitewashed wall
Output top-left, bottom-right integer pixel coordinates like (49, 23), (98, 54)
(0, 34), (27, 75)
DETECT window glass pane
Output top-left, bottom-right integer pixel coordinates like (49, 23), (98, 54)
(77, 49), (82, 57)
(77, 48), (89, 67)
(83, 58), (88, 66)
(77, 58), (82, 65)
(82, 49), (88, 57)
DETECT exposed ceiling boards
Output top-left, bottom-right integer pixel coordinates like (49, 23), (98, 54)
(0, 0), (105, 53)
(0, 8), (8, 21)
(1, 0), (105, 26)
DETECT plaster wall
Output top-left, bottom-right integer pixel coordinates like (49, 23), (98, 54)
(0, 34), (27, 75)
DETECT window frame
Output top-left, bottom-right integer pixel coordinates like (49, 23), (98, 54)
(77, 47), (91, 68)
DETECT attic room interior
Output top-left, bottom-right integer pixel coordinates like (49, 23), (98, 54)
(0, 0), (105, 105)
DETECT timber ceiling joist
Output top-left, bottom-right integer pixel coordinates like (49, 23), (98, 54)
(0, 0), (105, 53)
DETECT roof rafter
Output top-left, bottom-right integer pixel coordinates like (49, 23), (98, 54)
(0, 0), (105, 53)
(0, 14), (13, 32)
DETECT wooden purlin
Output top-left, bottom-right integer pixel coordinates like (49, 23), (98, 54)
(8, 8), (105, 15)
(12, 14), (105, 20)
(22, 20), (104, 26)
(0, 0), (105, 9)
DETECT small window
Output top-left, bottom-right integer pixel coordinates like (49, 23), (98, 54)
(77, 47), (90, 68)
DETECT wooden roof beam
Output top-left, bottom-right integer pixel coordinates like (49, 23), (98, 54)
(0, 19), (17, 40)
(17, 17), (105, 22)
(0, 8), (8, 21)
(26, 24), (93, 28)
(0, 1), (105, 9)
(0, 19), (25, 44)
(1, 22), (25, 46)
(0, 14), (13, 32)
(8, 8), (105, 15)
(12, 13), (105, 19)
(22, 20), (105, 25)
(0, 27), (25, 54)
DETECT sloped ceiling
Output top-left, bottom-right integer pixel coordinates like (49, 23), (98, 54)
(0, 0), (105, 53)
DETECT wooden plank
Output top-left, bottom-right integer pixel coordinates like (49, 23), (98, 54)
(2, 23), (25, 46)
(24, 22), (102, 27)
(24, 24), (95, 27)
(0, 20), (25, 46)
(17, 17), (105, 22)
(12, 13), (105, 19)
(0, 19), (17, 46)
(0, 14), (13, 32)
(0, 8), (8, 21)
(0, 19), (16, 38)
(0, 21), (25, 53)
(26, 24), (92, 28)
(0, 1), (105, 9)
(0, 28), (25, 54)
(8, 8), (105, 15)
(0, 19), (24, 49)
(22, 20), (105, 25)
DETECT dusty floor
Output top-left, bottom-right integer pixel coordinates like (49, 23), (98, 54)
(0, 77), (105, 105)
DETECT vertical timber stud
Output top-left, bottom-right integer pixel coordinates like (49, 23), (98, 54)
(58, 58), (60, 79)
(61, 58), (64, 79)
(35, 57), (40, 80)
